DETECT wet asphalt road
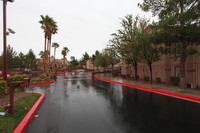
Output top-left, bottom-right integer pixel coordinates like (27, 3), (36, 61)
(26, 74), (200, 133)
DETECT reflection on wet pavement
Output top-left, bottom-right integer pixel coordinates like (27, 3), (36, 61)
(27, 74), (200, 133)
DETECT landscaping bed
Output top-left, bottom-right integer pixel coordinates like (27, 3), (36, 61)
(30, 74), (54, 83)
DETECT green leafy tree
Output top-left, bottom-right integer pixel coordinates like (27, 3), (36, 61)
(104, 46), (120, 70)
(99, 52), (110, 69)
(92, 50), (100, 70)
(69, 56), (79, 68)
(139, 0), (200, 87)
(0, 45), (19, 68)
(79, 52), (90, 67)
(111, 15), (147, 79)
(18, 52), (26, 69)
(139, 33), (161, 84)
(7, 45), (18, 68)
(25, 49), (37, 70)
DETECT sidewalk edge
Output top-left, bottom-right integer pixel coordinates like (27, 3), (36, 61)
(95, 77), (200, 104)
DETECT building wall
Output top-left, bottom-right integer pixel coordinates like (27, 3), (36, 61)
(36, 58), (69, 71)
(118, 45), (200, 88)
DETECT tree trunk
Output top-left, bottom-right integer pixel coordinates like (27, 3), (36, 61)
(148, 63), (153, 84)
(44, 36), (47, 73)
(49, 36), (52, 70)
(111, 64), (114, 71)
(46, 39), (51, 77)
(179, 55), (187, 88)
(54, 48), (56, 71)
(111, 64), (114, 75)
(63, 56), (65, 69)
(134, 61), (138, 80)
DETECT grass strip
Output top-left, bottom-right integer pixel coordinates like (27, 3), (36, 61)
(0, 93), (40, 133)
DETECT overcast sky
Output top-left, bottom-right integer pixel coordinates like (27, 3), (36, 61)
(0, 0), (152, 60)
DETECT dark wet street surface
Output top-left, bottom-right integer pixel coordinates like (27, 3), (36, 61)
(27, 74), (200, 133)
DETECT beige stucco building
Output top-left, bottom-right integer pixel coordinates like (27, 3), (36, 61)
(36, 57), (69, 71)
(119, 45), (200, 88)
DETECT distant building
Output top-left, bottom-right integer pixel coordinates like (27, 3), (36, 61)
(36, 57), (69, 71)
(86, 59), (103, 70)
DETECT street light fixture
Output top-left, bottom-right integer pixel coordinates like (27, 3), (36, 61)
(6, 28), (15, 35)
(2, 0), (14, 81)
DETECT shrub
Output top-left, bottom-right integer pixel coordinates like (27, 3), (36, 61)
(0, 80), (8, 97)
(7, 75), (28, 89)
(14, 75), (24, 81)
(40, 74), (46, 80)
(45, 78), (52, 82)
(170, 76), (180, 86)
(30, 77), (53, 83)
(144, 76), (150, 81)
(30, 79), (36, 83)
(156, 77), (161, 83)
(7, 75), (16, 85)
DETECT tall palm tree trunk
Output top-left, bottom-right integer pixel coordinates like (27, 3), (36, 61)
(63, 56), (65, 70)
(44, 36), (47, 73)
(54, 48), (56, 71)
(47, 39), (51, 76)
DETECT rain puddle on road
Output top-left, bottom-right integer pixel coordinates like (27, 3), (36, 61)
(27, 74), (200, 133)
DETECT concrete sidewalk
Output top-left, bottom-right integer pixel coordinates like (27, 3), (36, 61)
(96, 75), (200, 98)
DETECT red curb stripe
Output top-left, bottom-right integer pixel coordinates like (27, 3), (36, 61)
(50, 72), (65, 75)
(95, 77), (200, 104)
(12, 92), (45, 133)
(30, 80), (55, 86)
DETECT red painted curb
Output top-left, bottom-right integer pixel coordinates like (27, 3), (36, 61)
(50, 72), (65, 75)
(12, 92), (45, 133)
(95, 77), (200, 103)
(30, 80), (55, 86)
(39, 72), (65, 75)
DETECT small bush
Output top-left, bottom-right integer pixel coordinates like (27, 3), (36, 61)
(170, 76), (180, 86)
(7, 76), (16, 85)
(0, 80), (8, 97)
(30, 77), (53, 83)
(156, 77), (161, 83)
(7, 75), (27, 86)
(45, 78), (52, 82)
(144, 76), (150, 81)
(40, 74), (46, 80)
(14, 75), (24, 81)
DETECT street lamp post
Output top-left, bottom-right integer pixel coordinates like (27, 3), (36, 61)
(2, 0), (14, 81)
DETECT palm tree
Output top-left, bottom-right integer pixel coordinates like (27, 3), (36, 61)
(52, 42), (59, 70)
(39, 15), (58, 74)
(61, 47), (69, 69)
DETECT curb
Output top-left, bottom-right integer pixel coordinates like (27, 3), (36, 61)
(30, 80), (55, 86)
(94, 77), (200, 104)
(12, 92), (45, 133)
